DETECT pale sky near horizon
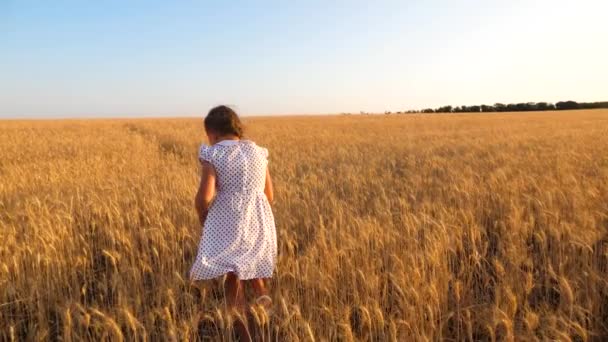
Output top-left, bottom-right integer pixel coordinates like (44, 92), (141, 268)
(1, 0), (607, 118)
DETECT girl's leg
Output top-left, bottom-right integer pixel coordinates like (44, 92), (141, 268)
(250, 278), (268, 297)
(223, 272), (246, 310)
(224, 273), (252, 341)
(248, 278), (272, 308)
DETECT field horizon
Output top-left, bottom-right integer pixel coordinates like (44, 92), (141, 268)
(1, 109), (607, 341)
(3, 107), (608, 122)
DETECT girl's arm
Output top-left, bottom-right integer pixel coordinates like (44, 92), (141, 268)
(195, 161), (216, 226)
(264, 167), (274, 204)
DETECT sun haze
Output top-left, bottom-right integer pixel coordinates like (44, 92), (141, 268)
(1, 0), (606, 118)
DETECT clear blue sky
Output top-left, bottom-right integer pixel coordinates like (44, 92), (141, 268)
(1, 0), (607, 117)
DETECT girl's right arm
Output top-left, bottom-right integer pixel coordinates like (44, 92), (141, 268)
(264, 167), (274, 204)
(195, 161), (216, 226)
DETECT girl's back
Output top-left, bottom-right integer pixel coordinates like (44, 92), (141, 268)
(201, 139), (269, 196)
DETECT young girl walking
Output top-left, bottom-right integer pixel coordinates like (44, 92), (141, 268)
(190, 105), (277, 315)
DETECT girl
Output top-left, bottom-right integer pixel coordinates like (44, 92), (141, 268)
(190, 105), (277, 313)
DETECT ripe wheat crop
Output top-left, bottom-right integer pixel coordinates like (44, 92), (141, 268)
(1, 110), (607, 341)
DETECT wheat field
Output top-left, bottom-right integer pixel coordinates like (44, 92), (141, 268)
(1, 110), (607, 341)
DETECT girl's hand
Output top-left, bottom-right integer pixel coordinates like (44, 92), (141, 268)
(198, 209), (208, 226)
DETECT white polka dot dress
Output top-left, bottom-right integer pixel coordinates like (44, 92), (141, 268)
(189, 139), (277, 280)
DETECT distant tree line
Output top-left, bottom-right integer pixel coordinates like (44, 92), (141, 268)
(389, 101), (608, 114)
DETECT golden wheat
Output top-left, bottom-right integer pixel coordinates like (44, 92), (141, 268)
(1, 110), (607, 340)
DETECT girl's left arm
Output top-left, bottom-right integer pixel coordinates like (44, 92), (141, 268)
(264, 167), (274, 205)
(195, 161), (216, 226)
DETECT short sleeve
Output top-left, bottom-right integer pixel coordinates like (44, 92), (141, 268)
(198, 144), (213, 164)
(261, 147), (269, 161)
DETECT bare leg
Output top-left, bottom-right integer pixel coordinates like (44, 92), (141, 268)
(224, 272), (245, 309)
(250, 278), (268, 297)
(224, 273), (251, 341)
(248, 278), (272, 308)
